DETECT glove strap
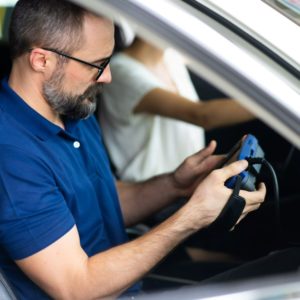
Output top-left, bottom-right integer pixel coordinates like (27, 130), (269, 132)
(206, 175), (246, 234)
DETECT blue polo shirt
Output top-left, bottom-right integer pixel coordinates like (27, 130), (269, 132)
(0, 79), (141, 299)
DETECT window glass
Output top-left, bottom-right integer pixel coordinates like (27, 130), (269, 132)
(0, 7), (5, 39)
(0, 1), (16, 41)
(264, 0), (300, 25)
(195, 0), (300, 71)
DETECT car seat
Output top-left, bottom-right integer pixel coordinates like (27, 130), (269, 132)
(0, 41), (11, 79)
(0, 269), (17, 300)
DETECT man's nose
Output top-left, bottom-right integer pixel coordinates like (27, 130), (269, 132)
(97, 65), (112, 84)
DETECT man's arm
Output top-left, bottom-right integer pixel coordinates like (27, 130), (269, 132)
(16, 159), (266, 300)
(15, 211), (202, 300)
(117, 141), (223, 226)
(134, 88), (254, 130)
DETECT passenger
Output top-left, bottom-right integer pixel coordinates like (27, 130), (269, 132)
(0, 0), (266, 299)
(99, 36), (255, 182)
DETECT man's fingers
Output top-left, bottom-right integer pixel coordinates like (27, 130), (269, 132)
(218, 159), (248, 182)
(240, 182), (266, 205)
(242, 202), (262, 215)
(257, 182), (267, 195)
(237, 182), (267, 222)
(192, 140), (217, 163)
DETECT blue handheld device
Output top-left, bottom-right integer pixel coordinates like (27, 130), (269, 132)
(224, 134), (264, 191)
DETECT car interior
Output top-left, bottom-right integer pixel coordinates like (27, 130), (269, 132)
(1, 1), (300, 298)
(98, 14), (300, 292)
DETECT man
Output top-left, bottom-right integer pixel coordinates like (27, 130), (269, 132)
(0, 0), (265, 299)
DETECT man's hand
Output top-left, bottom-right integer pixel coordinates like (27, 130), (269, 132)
(177, 159), (266, 230)
(171, 140), (224, 197)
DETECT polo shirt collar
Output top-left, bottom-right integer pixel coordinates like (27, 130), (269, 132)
(0, 78), (80, 141)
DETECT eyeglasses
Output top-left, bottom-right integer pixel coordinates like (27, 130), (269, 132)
(41, 47), (111, 80)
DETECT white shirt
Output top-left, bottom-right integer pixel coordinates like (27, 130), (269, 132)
(99, 50), (205, 181)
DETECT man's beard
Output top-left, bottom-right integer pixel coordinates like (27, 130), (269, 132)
(42, 67), (102, 120)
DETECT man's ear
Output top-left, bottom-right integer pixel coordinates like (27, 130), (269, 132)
(28, 48), (55, 74)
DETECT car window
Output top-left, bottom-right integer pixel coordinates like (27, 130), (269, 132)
(264, 0), (300, 25)
(191, 0), (300, 73)
(0, 1), (15, 42)
(83, 0), (300, 148)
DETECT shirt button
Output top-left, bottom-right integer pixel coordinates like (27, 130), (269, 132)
(73, 141), (80, 148)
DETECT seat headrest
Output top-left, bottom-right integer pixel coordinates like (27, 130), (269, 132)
(114, 19), (135, 52)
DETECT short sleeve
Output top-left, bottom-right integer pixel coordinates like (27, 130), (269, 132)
(0, 145), (75, 260)
(101, 53), (163, 122)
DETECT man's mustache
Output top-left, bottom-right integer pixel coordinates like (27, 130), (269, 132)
(79, 83), (103, 103)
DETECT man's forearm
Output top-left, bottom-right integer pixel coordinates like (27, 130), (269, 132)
(79, 208), (204, 299)
(117, 173), (185, 227)
(20, 212), (204, 300)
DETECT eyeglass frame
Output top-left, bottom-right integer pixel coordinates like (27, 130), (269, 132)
(30, 47), (112, 80)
